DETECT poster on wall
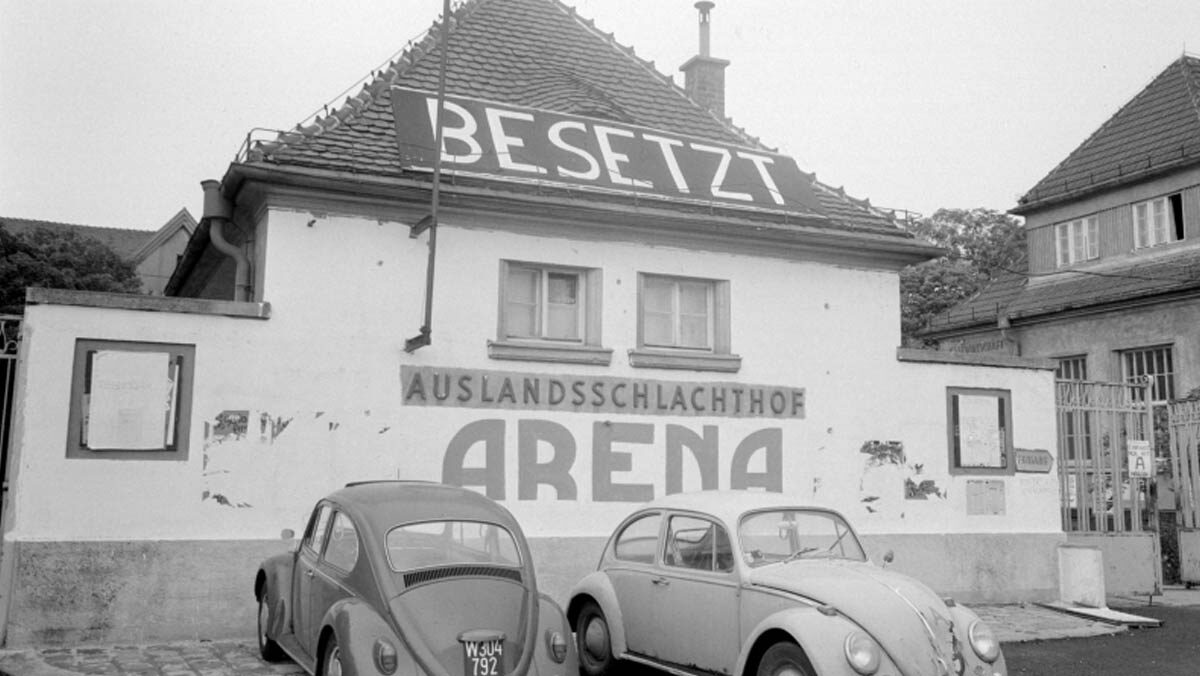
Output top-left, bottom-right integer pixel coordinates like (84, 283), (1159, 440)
(1127, 439), (1152, 479)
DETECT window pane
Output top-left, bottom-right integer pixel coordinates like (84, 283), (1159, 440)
(1153, 199), (1168, 245)
(614, 514), (661, 563)
(1057, 224), (1071, 265)
(1135, 204), (1148, 248)
(1086, 218), (1099, 259)
(545, 273), (580, 339)
(644, 313), (674, 346)
(678, 282), (709, 315)
(644, 278), (674, 313)
(679, 316), (709, 348)
(324, 512), (359, 572)
(546, 304), (580, 340)
(505, 268), (540, 337)
(1071, 220), (1086, 262)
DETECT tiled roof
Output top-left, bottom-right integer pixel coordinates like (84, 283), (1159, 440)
(920, 245), (1200, 335)
(1015, 55), (1200, 213)
(0, 216), (152, 259)
(244, 0), (907, 237)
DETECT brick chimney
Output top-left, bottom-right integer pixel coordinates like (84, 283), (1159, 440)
(679, 1), (730, 119)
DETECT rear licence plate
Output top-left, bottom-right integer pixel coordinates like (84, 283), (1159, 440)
(461, 632), (505, 676)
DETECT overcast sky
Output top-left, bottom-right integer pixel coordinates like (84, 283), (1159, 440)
(3, 0), (1200, 231)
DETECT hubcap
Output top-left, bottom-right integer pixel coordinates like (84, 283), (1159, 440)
(771, 666), (804, 676)
(583, 617), (610, 661)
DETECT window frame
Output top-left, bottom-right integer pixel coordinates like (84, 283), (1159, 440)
(490, 260), (611, 365)
(1132, 194), (1183, 250)
(946, 387), (1015, 476)
(631, 273), (741, 373)
(65, 339), (195, 461)
(611, 512), (663, 565)
(1054, 216), (1099, 268)
(1119, 344), (1175, 404)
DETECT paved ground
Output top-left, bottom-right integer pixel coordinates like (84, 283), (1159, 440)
(2, 587), (1197, 676)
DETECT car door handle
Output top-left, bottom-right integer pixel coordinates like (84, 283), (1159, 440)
(305, 569), (315, 578)
(651, 577), (670, 587)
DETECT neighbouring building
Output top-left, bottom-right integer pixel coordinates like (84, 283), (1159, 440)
(921, 54), (1200, 586)
(0, 209), (198, 296)
(0, 0), (1063, 645)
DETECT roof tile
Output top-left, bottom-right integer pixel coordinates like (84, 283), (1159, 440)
(245, 0), (908, 238)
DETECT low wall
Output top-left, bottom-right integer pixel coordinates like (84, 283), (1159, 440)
(1066, 532), (1162, 597)
(2, 532), (1064, 647)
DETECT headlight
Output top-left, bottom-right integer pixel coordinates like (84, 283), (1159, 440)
(374, 638), (399, 674)
(545, 630), (568, 663)
(967, 621), (1001, 664)
(843, 631), (881, 675)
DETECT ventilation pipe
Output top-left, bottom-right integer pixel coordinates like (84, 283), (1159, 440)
(201, 179), (252, 302)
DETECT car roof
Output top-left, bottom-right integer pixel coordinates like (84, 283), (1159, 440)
(325, 481), (521, 535)
(639, 490), (843, 525)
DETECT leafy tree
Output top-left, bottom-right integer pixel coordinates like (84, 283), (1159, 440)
(0, 224), (142, 313)
(899, 208), (1025, 344)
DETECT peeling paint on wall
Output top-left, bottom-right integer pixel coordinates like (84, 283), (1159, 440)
(905, 478), (944, 500)
(259, 413), (292, 443)
(860, 440), (905, 466)
(208, 411), (249, 443)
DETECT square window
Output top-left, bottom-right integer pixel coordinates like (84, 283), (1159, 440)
(631, 274), (740, 372)
(1132, 194), (1184, 250)
(66, 339), (195, 460)
(490, 261), (610, 365)
(947, 387), (1014, 476)
(1054, 216), (1099, 268)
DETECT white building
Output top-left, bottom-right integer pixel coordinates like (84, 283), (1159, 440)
(0, 0), (1062, 646)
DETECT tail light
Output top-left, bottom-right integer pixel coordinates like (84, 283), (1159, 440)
(375, 638), (398, 674)
(546, 630), (568, 663)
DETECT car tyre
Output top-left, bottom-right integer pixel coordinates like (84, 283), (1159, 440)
(321, 632), (344, 676)
(256, 592), (286, 662)
(576, 601), (614, 676)
(757, 642), (814, 676)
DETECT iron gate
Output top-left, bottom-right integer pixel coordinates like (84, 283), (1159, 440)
(1057, 379), (1153, 533)
(1168, 398), (1200, 529)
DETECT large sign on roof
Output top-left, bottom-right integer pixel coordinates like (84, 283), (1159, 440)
(391, 87), (823, 215)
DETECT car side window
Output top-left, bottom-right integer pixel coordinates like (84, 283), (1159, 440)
(613, 513), (661, 564)
(304, 504), (334, 555)
(664, 515), (733, 573)
(323, 511), (359, 572)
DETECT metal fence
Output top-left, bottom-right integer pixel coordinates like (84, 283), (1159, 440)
(1168, 398), (1200, 530)
(1057, 379), (1153, 533)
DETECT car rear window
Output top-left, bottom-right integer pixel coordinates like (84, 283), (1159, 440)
(386, 520), (521, 571)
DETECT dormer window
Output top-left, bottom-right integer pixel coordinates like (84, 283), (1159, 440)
(1055, 216), (1098, 268)
(1132, 194), (1184, 250)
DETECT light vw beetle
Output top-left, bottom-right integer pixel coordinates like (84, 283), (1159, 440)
(255, 481), (576, 676)
(567, 491), (1005, 676)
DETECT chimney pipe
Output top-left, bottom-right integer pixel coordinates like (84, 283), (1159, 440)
(696, 1), (714, 57)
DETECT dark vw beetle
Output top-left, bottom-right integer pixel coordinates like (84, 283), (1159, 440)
(255, 481), (576, 676)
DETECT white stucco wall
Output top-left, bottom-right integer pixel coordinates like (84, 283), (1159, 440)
(6, 207), (1060, 545)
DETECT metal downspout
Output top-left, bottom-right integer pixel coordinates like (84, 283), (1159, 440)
(201, 180), (251, 302)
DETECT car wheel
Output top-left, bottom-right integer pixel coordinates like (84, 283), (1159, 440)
(757, 642), (814, 676)
(321, 633), (344, 676)
(576, 601), (614, 676)
(256, 592), (286, 662)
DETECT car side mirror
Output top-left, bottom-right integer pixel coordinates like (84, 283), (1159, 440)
(882, 550), (895, 566)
